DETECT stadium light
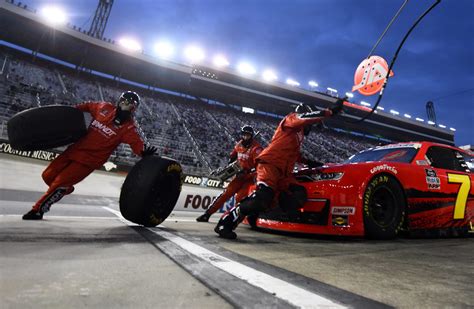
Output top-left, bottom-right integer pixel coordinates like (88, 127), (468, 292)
(184, 45), (205, 63)
(428, 120), (435, 125)
(242, 107), (255, 114)
(327, 87), (338, 93)
(154, 41), (174, 59)
(360, 101), (371, 107)
(415, 117), (424, 122)
(345, 92), (354, 98)
(450, 127), (456, 131)
(213, 54), (229, 67)
(237, 62), (256, 75)
(308, 80), (319, 88)
(438, 124), (447, 128)
(376, 106), (385, 110)
(41, 6), (67, 25)
(118, 37), (142, 52)
(286, 78), (300, 87)
(404, 114), (412, 119)
(390, 109), (399, 115)
(262, 69), (278, 82)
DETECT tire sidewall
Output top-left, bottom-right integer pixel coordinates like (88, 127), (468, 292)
(363, 174), (406, 239)
(120, 156), (183, 226)
(7, 105), (86, 151)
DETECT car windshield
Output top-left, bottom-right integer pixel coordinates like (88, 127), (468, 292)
(345, 146), (419, 163)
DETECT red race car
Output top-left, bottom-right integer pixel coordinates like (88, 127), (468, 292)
(246, 142), (474, 239)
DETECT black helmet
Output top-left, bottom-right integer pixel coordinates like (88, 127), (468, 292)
(241, 125), (254, 137)
(295, 103), (313, 114)
(115, 91), (139, 125)
(240, 125), (254, 147)
(119, 91), (140, 107)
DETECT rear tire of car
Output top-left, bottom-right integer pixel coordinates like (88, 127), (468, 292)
(363, 174), (406, 239)
(7, 105), (87, 151)
(120, 156), (183, 227)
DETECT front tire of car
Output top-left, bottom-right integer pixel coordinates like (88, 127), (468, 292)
(363, 174), (406, 239)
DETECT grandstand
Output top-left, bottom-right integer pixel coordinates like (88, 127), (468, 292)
(0, 0), (454, 176)
(0, 47), (378, 175)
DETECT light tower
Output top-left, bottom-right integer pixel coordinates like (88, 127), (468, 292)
(88, 0), (114, 39)
(426, 101), (436, 124)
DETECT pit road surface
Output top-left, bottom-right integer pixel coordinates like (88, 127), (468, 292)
(1, 154), (472, 308)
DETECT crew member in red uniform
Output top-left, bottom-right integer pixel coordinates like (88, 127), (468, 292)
(196, 125), (263, 222)
(214, 98), (346, 239)
(22, 91), (157, 220)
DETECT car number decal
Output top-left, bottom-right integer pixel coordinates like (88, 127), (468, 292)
(447, 173), (471, 220)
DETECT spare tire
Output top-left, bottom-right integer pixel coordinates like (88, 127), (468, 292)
(7, 105), (87, 151)
(120, 156), (183, 227)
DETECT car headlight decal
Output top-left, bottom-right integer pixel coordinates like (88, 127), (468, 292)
(311, 172), (344, 181)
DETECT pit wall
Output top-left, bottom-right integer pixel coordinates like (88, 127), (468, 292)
(0, 140), (232, 213)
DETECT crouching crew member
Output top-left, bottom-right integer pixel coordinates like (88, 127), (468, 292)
(214, 98), (346, 239)
(196, 125), (263, 222)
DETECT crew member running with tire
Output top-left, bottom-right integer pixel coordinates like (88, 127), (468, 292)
(22, 91), (157, 220)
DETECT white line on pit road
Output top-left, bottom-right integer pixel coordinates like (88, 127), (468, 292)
(0, 214), (117, 220)
(103, 206), (346, 309)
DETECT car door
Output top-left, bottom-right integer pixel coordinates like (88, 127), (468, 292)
(425, 146), (473, 223)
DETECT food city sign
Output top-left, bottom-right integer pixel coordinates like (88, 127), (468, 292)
(183, 175), (229, 189)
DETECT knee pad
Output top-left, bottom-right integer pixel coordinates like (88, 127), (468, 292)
(239, 184), (274, 216)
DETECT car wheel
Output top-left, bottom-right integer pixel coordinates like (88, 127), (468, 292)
(363, 174), (406, 239)
(7, 105), (87, 151)
(120, 156), (183, 227)
(246, 215), (258, 229)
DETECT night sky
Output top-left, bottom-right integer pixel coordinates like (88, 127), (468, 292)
(22, 0), (473, 146)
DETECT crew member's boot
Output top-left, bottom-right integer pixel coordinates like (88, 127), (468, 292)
(22, 209), (44, 220)
(196, 212), (211, 222)
(214, 206), (242, 239)
(22, 187), (72, 220)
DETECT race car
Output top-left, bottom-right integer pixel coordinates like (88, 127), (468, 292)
(246, 141), (474, 239)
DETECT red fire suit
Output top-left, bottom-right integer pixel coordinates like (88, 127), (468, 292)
(32, 102), (145, 212)
(206, 139), (263, 215)
(255, 110), (331, 191)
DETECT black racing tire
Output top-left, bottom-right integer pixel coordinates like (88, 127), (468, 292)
(363, 174), (406, 240)
(7, 105), (87, 151)
(246, 215), (258, 229)
(120, 156), (183, 227)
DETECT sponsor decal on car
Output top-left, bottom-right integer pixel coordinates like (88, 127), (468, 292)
(427, 183), (440, 190)
(370, 164), (398, 174)
(425, 169), (437, 177)
(376, 143), (421, 150)
(331, 206), (355, 215)
(416, 160), (429, 166)
(425, 169), (441, 190)
(332, 215), (348, 226)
